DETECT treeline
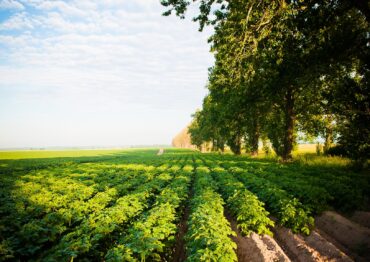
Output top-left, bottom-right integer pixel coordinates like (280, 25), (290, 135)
(172, 127), (197, 149)
(161, 0), (369, 164)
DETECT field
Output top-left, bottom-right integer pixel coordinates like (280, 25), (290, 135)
(0, 149), (125, 160)
(0, 149), (369, 261)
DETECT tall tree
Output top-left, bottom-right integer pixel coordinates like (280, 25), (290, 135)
(162, 0), (369, 163)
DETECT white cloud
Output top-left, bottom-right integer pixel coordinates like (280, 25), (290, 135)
(0, 0), (213, 147)
(0, 0), (24, 10)
(34, 1), (86, 16)
(0, 12), (35, 30)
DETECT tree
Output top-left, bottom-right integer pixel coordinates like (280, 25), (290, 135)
(162, 0), (370, 164)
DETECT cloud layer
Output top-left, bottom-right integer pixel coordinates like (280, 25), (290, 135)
(0, 0), (213, 148)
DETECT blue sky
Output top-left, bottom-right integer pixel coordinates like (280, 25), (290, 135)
(0, 0), (213, 148)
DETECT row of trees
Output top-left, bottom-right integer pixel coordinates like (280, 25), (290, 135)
(161, 0), (369, 163)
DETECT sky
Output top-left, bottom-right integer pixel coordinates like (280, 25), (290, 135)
(0, 0), (214, 148)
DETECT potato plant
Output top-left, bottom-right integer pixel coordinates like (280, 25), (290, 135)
(0, 149), (367, 261)
(185, 166), (237, 261)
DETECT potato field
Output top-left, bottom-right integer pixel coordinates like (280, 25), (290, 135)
(0, 149), (369, 261)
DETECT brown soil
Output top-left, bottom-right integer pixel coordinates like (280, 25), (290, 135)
(172, 181), (193, 261)
(303, 230), (352, 261)
(350, 211), (370, 228)
(273, 223), (353, 262)
(172, 206), (189, 262)
(315, 211), (370, 261)
(273, 226), (322, 262)
(171, 209), (369, 261)
(260, 234), (291, 261)
(226, 212), (290, 262)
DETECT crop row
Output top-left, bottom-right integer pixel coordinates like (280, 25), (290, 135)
(221, 165), (314, 234)
(1, 158), (185, 260)
(208, 165), (274, 236)
(185, 165), (237, 261)
(212, 157), (365, 213)
(0, 157), (179, 221)
(42, 171), (174, 261)
(1, 150), (366, 261)
(197, 157), (314, 234)
(106, 164), (193, 261)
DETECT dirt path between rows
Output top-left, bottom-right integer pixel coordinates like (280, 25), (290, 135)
(172, 169), (194, 262)
(315, 211), (370, 261)
(226, 212), (290, 262)
(172, 200), (190, 261)
(273, 225), (353, 262)
(350, 211), (370, 228)
(157, 148), (164, 155)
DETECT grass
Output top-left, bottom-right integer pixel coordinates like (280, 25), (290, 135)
(294, 153), (352, 168)
(254, 144), (353, 169)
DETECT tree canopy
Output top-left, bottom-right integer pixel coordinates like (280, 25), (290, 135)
(162, 0), (370, 164)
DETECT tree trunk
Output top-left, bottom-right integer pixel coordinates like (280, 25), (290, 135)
(250, 119), (259, 157)
(262, 138), (271, 156)
(282, 87), (295, 161)
(233, 143), (241, 155)
(219, 142), (225, 152)
(211, 139), (216, 152)
(324, 118), (333, 153)
(229, 135), (241, 155)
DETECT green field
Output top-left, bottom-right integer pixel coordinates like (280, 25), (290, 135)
(0, 149), (131, 160)
(0, 149), (368, 261)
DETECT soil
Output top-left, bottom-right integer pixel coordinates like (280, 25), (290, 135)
(172, 206), (369, 261)
(226, 212), (290, 262)
(303, 230), (352, 262)
(172, 175), (194, 262)
(172, 203), (190, 262)
(350, 211), (370, 228)
(273, 225), (353, 262)
(272, 226), (321, 262)
(315, 211), (370, 261)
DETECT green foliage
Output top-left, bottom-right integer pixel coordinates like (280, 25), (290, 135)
(123, 203), (177, 261)
(162, 0), (370, 164)
(107, 172), (191, 261)
(105, 245), (135, 262)
(0, 152), (184, 261)
(208, 165), (274, 236)
(0, 149), (368, 260)
(185, 166), (237, 261)
(230, 163), (333, 214)
(226, 167), (314, 234)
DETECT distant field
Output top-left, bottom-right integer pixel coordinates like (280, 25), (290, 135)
(0, 149), (137, 160)
(296, 143), (316, 153)
(0, 144), (316, 160)
(0, 148), (368, 261)
(256, 143), (317, 156)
